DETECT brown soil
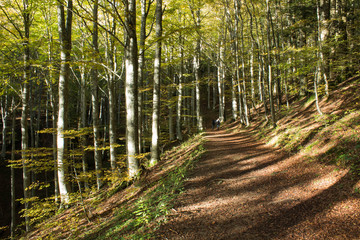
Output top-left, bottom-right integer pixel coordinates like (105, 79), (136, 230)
(155, 127), (360, 239)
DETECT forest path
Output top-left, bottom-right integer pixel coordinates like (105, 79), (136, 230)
(155, 126), (359, 239)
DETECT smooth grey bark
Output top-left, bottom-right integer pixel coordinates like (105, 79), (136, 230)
(43, 11), (59, 200)
(315, 0), (324, 115)
(10, 98), (16, 238)
(319, 0), (329, 95)
(150, 0), (163, 166)
(1, 94), (9, 160)
(231, 74), (238, 120)
(234, 0), (243, 123)
(138, 0), (152, 153)
(239, 7), (249, 126)
(193, 9), (203, 131)
(91, 0), (103, 190)
(176, 30), (184, 141)
(21, 0), (31, 229)
(217, 39), (225, 122)
(124, 0), (139, 178)
(168, 48), (175, 141)
(107, 13), (118, 172)
(226, 0), (238, 120)
(56, 0), (73, 205)
(250, 42), (255, 108)
(79, 35), (89, 189)
(266, 0), (276, 128)
(108, 72), (117, 172)
(212, 76), (217, 110)
(190, 66), (195, 127)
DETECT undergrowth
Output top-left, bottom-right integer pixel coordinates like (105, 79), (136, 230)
(19, 134), (206, 240)
(255, 105), (360, 176)
(81, 135), (206, 240)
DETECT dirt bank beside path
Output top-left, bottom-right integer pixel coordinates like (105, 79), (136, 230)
(155, 128), (360, 239)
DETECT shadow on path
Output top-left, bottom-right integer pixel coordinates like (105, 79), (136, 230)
(155, 129), (360, 240)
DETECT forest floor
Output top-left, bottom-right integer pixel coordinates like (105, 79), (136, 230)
(155, 126), (360, 239)
(21, 77), (360, 240)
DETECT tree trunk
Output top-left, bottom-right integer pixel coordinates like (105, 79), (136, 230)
(10, 98), (16, 238)
(56, 0), (73, 206)
(176, 29), (184, 141)
(44, 17), (59, 200)
(108, 39), (117, 173)
(138, 0), (151, 153)
(79, 36), (89, 188)
(168, 49), (175, 141)
(194, 9), (203, 131)
(124, 0), (139, 178)
(218, 40), (225, 122)
(150, 0), (163, 166)
(91, 0), (103, 190)
(234, 0), (243, 123)
(1, 94), (8, 160)
(21, 0), (31, 229)
(266, 0), (276, 128)
(319, 0), (330, 95)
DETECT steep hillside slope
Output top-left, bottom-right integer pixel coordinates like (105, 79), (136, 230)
(22, 135), (205, 240)
(20, 77), (360, 239)
(252, 76), (360, 173)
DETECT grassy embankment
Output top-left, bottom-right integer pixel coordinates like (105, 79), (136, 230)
(23, 134), (205, 240)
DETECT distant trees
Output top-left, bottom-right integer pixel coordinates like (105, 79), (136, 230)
(0, 0), (359, 236)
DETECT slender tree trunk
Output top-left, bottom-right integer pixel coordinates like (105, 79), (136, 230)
(239, 10), (249, 126)
(21, 0), (31, 228)
(194, 9), (203, 131)
(212, 71), (217, 110)
(250, 42), (255, 108)
(227, 2), (238, 120)
(168, 49), (175, 141)
(56, 0), (73, 205)
(1, 94), (8, 160)
(218, 40), (225, 122)
(108, 44), (117, 173)
(105, 0), (118, 173)
(91, 0), (103, 190)
(10, 98), (16, 238)
(176, 30), (184, 141)
(150, 0), (163, 166)
(319, 0), (329, 95)
(234, 0), (243, 123)
(266, 0), (276, 128)
(207, 64), (211, 110)
(138, 0), (151, 153)
(44, 18), (59, 200)
(191, 74), (195, 127)
(315, 0), (324, 115)
(79, 37), (89, 188)
(231, 75), (238, 120)
(125, 0), (139, 178)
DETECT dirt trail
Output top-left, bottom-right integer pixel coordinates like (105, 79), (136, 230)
(156, 128), (360, 239)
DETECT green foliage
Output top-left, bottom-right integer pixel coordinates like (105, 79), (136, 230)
(83, 135), (206, 240)
(18, 196), (58, 228)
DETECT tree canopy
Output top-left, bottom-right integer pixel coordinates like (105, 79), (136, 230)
(0, 0), (359, 237)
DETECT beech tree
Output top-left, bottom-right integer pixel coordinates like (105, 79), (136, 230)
(124, 0), (139, 179)
(150, 0), (163, 166)
(56, 0), (73, 205)
(0, 0), (359, 235)
(90, 0), (103, 190)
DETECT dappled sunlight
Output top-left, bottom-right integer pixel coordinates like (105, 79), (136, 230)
(156, 125), (360, 239)
(306, 170), (348, 192)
